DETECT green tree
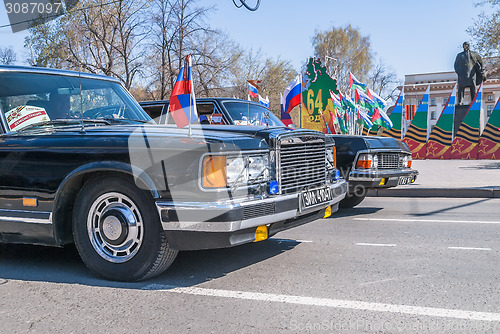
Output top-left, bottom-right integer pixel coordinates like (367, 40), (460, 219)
(312, 25), (372, 93)
(467, 0), (500, 76)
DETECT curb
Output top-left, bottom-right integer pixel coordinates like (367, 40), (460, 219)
(366, 188), (500, 198)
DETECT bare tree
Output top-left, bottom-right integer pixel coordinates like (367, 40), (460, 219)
(0, 46), (17, 65)
(367, 59), (398, 101)
(146, 0), (224, 99)
(227, 48), (266, 99)
(27, 0), (147, 89)
(192, 30), (243, 97)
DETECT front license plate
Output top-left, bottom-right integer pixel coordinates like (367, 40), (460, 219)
(398, 176), (413, 185)
(300, 186), (332, 211)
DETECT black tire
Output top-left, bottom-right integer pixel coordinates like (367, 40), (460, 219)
(339, 186), (367, 209)
(72, 175), (178, 281)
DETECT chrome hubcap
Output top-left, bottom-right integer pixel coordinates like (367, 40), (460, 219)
(87, 192), (143, 263)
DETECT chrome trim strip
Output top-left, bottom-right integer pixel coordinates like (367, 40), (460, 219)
(159, 210), (297, 232)
(0, 209), (52, 225)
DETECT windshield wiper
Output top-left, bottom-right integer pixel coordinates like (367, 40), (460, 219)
(18, 119), (111, 132)
(99, 117), (151, 124)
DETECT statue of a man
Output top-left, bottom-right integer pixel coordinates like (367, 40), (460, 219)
(454, 42), (484, 105)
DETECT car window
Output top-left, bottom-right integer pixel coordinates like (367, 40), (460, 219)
(148, 101), (227, 125)
(222, 101), (284, 127)
(0, 72), (151, 131)
(141, 104), (165, 123)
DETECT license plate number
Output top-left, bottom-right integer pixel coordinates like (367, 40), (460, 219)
(398, 176), (412, 185)
(300, 187), (332, 211)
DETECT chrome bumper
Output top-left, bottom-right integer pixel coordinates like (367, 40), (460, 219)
(349, 169), (419, 188)
(156, 179), (347, 233)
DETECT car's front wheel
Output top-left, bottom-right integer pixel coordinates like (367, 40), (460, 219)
(72, 175), (177, 281)
(339, 185), (367, 209)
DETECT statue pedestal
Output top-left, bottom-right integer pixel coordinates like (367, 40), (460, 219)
(454, 105), (469, 137)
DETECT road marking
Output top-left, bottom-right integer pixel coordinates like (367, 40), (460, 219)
(356, 243), (397, 247)
(272, 238), (313, 243)
(359, 275), (425, 286)
(448, 246), (492, 251)
(143, 285), (500, 322)
(354, 218), (500, 224)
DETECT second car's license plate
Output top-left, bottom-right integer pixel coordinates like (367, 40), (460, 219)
(398, 176), (413, 185)
(300, 186), (332, 211)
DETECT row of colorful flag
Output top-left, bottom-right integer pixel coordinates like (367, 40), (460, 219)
(386, 82), (500, 160)
(165, 55), (500, 160)
(275, 71), (395, 135)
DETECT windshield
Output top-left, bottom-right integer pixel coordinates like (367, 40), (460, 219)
(222, 101), (285, 127)
(0, 71), (152, 132)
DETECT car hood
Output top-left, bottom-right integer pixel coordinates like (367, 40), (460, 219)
(329, 134), (410, 152)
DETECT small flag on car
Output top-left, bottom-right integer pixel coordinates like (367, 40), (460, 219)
(169, 55), (198, 129)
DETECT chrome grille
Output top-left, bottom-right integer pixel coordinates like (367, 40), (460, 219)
(278, 134), (326, 194)
(377, 153), (404, 169)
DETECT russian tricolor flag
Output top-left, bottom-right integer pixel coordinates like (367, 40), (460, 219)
(283, 75), (302, 113)
(248, 82), (259, 98)
(280, 93), (293, 126)
(169, 55), (198, 128)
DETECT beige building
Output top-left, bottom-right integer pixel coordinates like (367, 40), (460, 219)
(402, 65), (500, 137)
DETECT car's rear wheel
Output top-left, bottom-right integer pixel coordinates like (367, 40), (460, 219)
(72, 175), (177, 281)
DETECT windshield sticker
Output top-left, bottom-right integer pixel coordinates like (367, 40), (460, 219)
(211, 113), (223, 124)
(6, 106), (50, 131)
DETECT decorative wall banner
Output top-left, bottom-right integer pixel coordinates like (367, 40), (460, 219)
(478, 97), (500, 159)
(403, 85), (430, 159)
(382, 89), (403, 140)
(426, 85), (456, 159)
(450, 84), (483, 159)
(301, 58), (339, 133)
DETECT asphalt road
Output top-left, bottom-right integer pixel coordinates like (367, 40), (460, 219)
(1, 197), (500, 333)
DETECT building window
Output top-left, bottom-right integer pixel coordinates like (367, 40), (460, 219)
(488, 105), (494, 117)
(488, 95), (494, 102)
(430, 98), (436, 106)
(431, 111), (436, 120)
(443, 97), (448, 105)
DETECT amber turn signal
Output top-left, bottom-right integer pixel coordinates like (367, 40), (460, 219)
(356, 159), (372, 169)
(23, 197), (37, 207)
(202, 156), (227, 188)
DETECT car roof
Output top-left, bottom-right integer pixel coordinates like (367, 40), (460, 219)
(140, 97), (263, 106)
(0, 65), (120, 83)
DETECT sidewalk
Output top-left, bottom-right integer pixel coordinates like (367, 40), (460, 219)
(367, 160), (500, 198)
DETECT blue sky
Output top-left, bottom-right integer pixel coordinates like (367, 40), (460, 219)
(0, 0), (491, 81)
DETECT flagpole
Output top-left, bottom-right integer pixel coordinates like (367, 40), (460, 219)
(188, 55), (193, 137)
(299, 74), (303, 128)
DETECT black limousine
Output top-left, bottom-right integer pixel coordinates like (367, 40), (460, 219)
(0, 66), (347, 281)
